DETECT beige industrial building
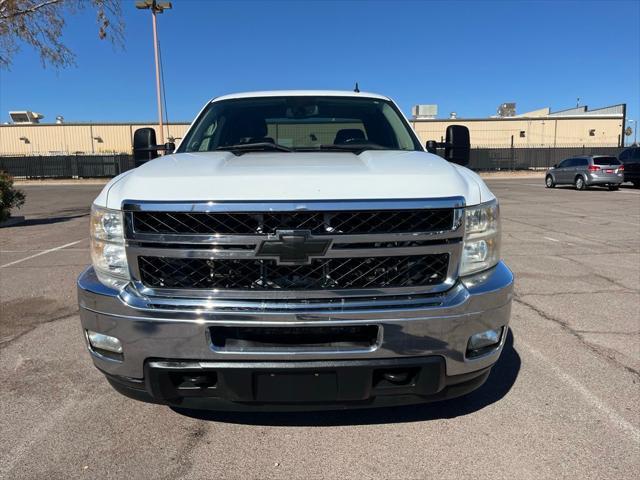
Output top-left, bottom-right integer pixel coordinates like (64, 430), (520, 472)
(411, 104), (626, 148)
(0, 122), (190, 156)
(0, 103), (627, 155)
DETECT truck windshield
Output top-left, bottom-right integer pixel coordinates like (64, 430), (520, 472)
(177, 96), (422, 154)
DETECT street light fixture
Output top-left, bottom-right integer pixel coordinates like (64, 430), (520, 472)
(136, 0), (172, 146)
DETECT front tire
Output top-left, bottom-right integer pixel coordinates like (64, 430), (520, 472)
(608, 185), (620, 191)
(545, 175), (555, 188)
(575, 176), (585, 190)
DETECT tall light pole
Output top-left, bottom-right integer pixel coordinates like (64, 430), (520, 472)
(136, 0), (172, 146)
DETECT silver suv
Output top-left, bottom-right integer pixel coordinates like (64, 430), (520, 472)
(545, 155), (624, 190)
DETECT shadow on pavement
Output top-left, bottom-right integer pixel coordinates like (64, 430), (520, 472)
(554, 185), (623, 191)
(172, 329), (521, 426)
(6, 207), (89, 227)
(16, 213), (88, 227)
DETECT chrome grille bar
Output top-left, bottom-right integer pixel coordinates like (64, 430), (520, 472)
(122, 198), (465, 300)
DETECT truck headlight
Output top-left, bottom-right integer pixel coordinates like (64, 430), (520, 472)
(460, 199), (501, 276)
(90, 205), (129, 289)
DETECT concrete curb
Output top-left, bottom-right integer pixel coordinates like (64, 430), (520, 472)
(481, 173), (545, 180)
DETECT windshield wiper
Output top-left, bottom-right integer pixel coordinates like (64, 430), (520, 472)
(214, 142), (293, 156)
(296, 143), (391, 155)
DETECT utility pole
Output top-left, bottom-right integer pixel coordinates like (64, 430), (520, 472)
(136, 0), (172, 146)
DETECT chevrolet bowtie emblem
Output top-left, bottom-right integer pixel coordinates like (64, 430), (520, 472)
(255, 230), (332, 265)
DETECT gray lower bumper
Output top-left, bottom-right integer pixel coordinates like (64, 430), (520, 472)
(78, 261), (514, 383)
(587, 173), (624, 185)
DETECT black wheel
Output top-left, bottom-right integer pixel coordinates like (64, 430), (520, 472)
(608, 185), (620, 191)
(545, 175), (555, 188)
(575, 176), (585, 190)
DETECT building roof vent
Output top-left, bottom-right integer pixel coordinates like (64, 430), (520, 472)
(9, 111), (44, 124)
(449, 112), (457, 119)
(412, 104), (438, 119)
(497, 103), (516, 117)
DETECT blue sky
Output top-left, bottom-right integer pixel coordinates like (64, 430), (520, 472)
(1, 0), (638, 135)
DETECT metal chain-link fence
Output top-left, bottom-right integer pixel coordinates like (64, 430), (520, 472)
(0, 146), (629, 179)
(468, 145), (626, 170)
(0, 154), (135, 179)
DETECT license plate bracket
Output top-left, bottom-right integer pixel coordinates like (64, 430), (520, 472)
(254, 371), (337, 402)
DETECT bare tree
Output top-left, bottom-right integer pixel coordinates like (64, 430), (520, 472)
(0, 0), (124, 68)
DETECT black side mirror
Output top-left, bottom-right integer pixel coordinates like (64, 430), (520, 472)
(552, 164), (558, 169)
(133, 128), (159, 166)
(132, 129), (176, 166)
(425, 140), (438, 154)
(444, 125), (470, 166)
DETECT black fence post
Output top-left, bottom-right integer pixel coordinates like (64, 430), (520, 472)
(510, 135), (514, 170)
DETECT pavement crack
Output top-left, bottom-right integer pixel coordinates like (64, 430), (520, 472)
(573, 330), (639, 336)
(513, 296), (640, 378)
(556, 255), (638, 291)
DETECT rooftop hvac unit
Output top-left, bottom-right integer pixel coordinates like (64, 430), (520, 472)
(412, 104), (438, 119)
(496, 103), (516, 117)
(9, 111), (44, 124)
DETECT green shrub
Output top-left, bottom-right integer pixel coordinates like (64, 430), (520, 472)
(0, 171), (26, 222)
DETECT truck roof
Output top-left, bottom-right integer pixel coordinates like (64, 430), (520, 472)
(211, 90), (390, 103)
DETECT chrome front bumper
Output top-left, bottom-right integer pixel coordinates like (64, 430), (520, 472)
(77, 261), (514, 381)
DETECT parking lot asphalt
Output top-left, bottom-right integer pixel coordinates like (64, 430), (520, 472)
(1, 179), (638, 480)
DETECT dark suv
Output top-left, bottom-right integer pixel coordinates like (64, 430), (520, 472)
(618, 146), (640, 187)
(546, 155), (624, 190)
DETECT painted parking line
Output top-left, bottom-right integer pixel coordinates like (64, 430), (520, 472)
(549, 209), (640, 226)
(0, 248), (87, 254)
(0, 240), (84, 268)
(543, 236), (575, 246)
(519, 339), (640, 444)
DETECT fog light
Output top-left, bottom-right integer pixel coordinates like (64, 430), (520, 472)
(467, 327), (503, 357)
(86, 330), (122, 354)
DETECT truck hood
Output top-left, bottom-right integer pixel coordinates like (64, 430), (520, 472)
(97, 150), (493, 209)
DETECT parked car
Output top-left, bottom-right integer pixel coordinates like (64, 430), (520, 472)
(78, 90), (513, 411)
(545, 155), (624, 190)
(618, 146), (640, 187)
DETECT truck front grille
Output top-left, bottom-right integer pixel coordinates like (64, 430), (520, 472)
(131, 209), (454, 235)
(137, 254), (450, 290)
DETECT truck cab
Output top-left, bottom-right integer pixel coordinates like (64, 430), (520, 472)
(78, 91), (513, 410)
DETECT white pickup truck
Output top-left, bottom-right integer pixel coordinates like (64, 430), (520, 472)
(78, 90), (513, 410)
